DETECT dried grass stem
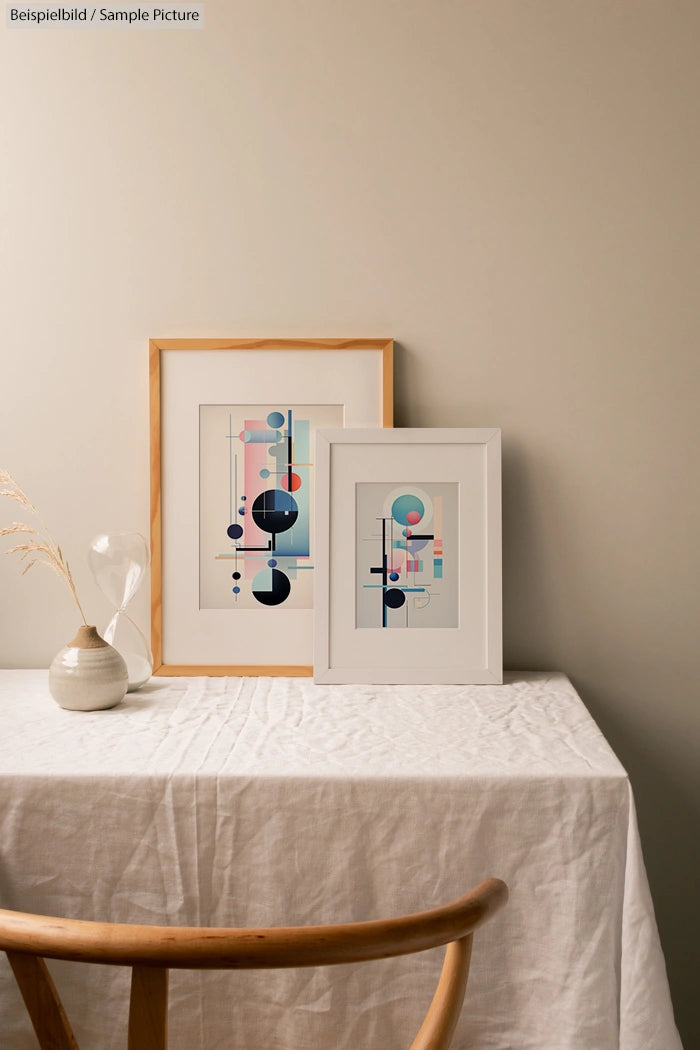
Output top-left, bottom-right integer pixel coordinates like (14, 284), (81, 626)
(0, 470), (88, 625)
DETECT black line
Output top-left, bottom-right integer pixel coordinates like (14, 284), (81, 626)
(382, 516), (387, 627)
(287, 409), (293, 492)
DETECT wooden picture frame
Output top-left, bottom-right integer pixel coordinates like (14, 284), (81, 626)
(150, 338), (393, 676)
(314, 427), (502, 684)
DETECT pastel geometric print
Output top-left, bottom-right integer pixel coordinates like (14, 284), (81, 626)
(355, 482), (459, 628)
(199, 404), (343, 609)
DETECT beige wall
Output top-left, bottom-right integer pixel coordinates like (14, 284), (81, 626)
(1, 2), (697, 1043)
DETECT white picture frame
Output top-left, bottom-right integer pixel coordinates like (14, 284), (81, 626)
(150, 338), (393, 676)
(314, 428), (502, 684)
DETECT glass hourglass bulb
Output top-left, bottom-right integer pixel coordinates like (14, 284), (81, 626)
(88, 532), (153, 691)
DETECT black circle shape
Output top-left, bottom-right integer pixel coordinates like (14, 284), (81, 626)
(252, 568), (291, 607)
(227, 523), (244, 540)
(383, 587), (406, 609)
(251, 489), (298, 535)
(232, 571), (241, 580)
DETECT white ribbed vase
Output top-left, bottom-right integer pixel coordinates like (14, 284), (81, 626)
(49, 625), (128, 712)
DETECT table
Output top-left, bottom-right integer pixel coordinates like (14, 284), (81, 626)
(0, 671), (681, 1050)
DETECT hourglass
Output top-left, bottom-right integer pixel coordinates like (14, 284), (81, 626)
(88, 532), (153, 691)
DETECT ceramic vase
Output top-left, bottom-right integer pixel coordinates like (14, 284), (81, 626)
(48, 625), (128, 711)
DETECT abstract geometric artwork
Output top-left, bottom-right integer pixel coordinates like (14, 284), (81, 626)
(314, 427), (500, 684)
(151, 338), (393, 675)
(355, 482), (459, 628)
(199, 404), (343, 610)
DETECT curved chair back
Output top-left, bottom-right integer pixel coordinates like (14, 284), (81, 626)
(0, 877), (508, 1050)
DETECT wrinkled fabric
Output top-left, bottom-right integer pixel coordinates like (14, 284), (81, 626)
(0, 671), (681, 1050)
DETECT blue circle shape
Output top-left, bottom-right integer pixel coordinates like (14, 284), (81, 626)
(389, 571), (400, 581)
(383, 587), (406, 609)
(227, 523), (244, 539)
(268, 558), (277, 567)
(267, 411), (285, 428)
(391, 494), (425, 527)
(252, 489), (298, 534)
(252, 567), (291, 606)
(232, 586), (240, 594)
(259, 468), (271, 479)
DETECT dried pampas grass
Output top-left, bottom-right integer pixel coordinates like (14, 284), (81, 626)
(0, 469), (87, 624)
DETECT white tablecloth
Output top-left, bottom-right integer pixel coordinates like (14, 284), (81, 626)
(0, 671), (681, 1050)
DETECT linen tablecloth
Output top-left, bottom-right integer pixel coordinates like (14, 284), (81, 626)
(0, 671), (681, 1049)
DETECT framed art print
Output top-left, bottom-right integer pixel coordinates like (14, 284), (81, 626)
(150, 338), (393, 675)
(314, 428), (501, 684)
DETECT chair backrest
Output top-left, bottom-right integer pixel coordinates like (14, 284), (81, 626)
(0, 877), (508, 1050)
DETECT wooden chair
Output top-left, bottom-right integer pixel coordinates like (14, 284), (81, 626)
(0, 877), (508, 1050)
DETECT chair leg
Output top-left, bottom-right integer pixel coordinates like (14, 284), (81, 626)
(409, 935), (473, 1050)
(6, 951), (80, 1050)
(128, 965), (168, 1050)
